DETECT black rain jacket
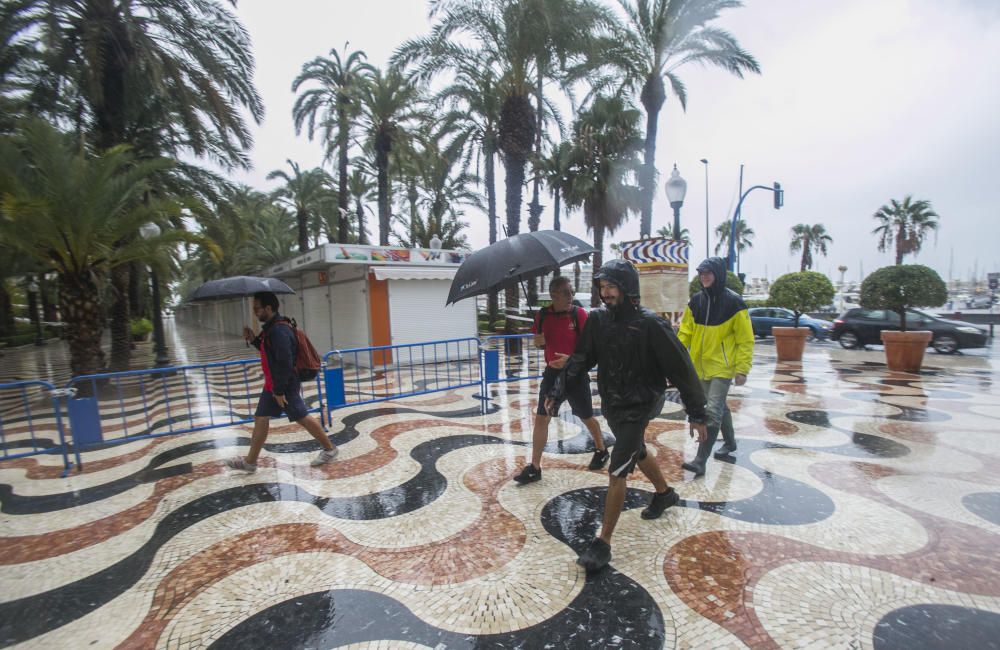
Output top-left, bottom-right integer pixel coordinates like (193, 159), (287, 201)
(552, 300), (707, 424)
(250, 314), (298, 395)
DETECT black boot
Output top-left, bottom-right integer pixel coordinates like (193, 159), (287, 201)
(682, 439), (714, 477)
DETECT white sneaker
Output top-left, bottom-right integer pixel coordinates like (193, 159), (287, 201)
(225, 457), (257, 473)
(310, 448), (339, 466)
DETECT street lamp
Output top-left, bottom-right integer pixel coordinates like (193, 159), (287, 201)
(664, 164), (687, 241)
(139, 223), (170, 367)
(727, 180), (784, 272)
(700, 159), (709, 259)
(27, 278), (44, 346)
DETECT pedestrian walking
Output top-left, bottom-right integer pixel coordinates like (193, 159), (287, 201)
(225, 291), (338, 472)
(547, 260), (707, 572)
(678, 257), (755, 476)
(513, 276), (608, 485)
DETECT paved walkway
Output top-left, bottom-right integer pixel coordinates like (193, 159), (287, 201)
(0, 332), (998, 648)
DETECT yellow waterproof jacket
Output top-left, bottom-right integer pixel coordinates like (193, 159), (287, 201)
(678, 258), (755, 380)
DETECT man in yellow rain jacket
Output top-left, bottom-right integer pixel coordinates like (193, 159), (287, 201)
(678, 256), (755, 477)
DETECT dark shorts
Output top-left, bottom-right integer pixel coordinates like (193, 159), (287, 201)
(254, 384), (309, 422)
(536, 366), (594, 419)
(606, 393), (666, 478)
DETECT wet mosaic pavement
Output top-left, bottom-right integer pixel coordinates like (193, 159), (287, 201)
(1, 328), (999, 649)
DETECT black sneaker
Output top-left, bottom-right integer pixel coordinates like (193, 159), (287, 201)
(576, 538), (612, 572)
(713, 443), (737, 459)
(641, 487), (679, 519)
(588, 449), (610, 470)
(681, 460), (706, 477)
(513, 464), (541, 484)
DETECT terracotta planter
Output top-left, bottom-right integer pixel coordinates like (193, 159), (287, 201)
(881, 330), (932, 372)
(773, 326), (809, 361)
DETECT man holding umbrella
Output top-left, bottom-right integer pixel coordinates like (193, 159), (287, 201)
(225, 291), (338, 472)
(546, 260), (707, 572)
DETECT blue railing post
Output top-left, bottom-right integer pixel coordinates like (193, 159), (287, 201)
(325, 351), (346, 410)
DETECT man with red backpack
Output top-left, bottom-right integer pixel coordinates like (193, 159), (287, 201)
(513, 276), (609, 484)
(225, 291), (338, 472)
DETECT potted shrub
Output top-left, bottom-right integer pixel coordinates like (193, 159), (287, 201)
(768, 271), (836, 361)
(130, 317), (153, 342)
(860, 264), (947, 372)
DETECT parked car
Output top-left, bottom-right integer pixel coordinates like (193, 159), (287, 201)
(748, 307), (834, 340)
(966, 294), (995, 309)
(830, 308), (988, 353)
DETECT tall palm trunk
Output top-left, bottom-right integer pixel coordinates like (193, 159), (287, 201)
(895, 223), (905, 265)
(498, 92), (535, 329)
(800, 238), (811, 271)
(552, 192), (562, 278)
(407, 180), (419, 246)
(0, 282), (14, 337)
(109, 263), (131, 371)
(355, 196), (368, 245)
(526, 70), (545, 306)
(60, 271), (106, 377)
(296, 208), (309, 253)
(376, 142), (391, 246)
(485, 147), (499, 327)
(639, 75), (666, 239)
(573, 261), (581, 294)
(337, 104), (350, 244)
(591, 222), (605, 307)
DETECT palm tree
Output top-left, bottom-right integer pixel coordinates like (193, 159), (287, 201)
(0, 120), (207, 376)
(599, 0), (759, 238)
(432, 55), (504, 323)
(356, 67), (424, 246)
(346, 168), (374, 245)
(656, 224), (691, 243)
(292, 47), (373, 243)
(537, 141), (575, 234)
(564, 95), (644, 306)
(715, 218), (755, 270)
(872, 196), (940, 265)
(266, 161), (333, 253)
(395, 3), (537, 315)
(789, 223), (833, 271)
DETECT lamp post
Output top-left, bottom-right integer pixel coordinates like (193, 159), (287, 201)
(664, 164), (687, 241)
(139, 223), (170, 367)
(27, 278), (44, 346)
(727, 180), (784, 272)
(700, 159), (709, 259)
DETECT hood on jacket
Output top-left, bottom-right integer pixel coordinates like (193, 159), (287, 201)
(696, 257), (728, 299)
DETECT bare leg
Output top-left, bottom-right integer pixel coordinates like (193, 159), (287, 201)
(245, 416), (271, 464)
(636, 451), (668, 493)
(530, 414), (551, 468)
(582, 417), (606, 451)
(598, 475), (629, 545)
(296, 414), (335, 451)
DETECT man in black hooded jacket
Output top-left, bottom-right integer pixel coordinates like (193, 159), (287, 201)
(547, 259), (708, 572)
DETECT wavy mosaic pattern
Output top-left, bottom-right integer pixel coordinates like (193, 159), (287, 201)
(2, 343), (1000, 649)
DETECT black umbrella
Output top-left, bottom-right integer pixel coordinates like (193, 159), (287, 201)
(446, 230), (594, 305)
(187, 276), (295, 302)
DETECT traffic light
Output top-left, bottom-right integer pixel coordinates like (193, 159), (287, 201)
(773, 182), (784, 209)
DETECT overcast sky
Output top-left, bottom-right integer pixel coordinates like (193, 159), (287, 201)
(226, 0), (1000, 284)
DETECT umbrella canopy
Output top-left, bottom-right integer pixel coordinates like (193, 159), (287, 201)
(187, 276), (295, 302)
(447, 230), (594, 304)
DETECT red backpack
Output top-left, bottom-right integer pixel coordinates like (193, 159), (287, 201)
(273, 319), (322, 381)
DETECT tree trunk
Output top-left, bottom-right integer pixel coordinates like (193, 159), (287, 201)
(408, 180), (419, 246)
(60, 271), (106, 377)
(591, 223), (605, 308)
(527, 69), (545, 306)
(485, 147), (499, 327)
(355, 196), (368, 245)
(337, 105), (350, 244)
(552, 193), (561, 278)
(573, 261), (581, 294)
(377, 144), (391, 246)
(503, 152), (526, 329)
(895, 223), (905, 265)
(0, 281), (14, 337)
(639, 75), (666, 239)
(296, 208), (309, 253)
(109, 264), (131, 371)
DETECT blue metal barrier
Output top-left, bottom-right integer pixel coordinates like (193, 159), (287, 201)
(63, 358), (323, 463)
(0, 380), (73, 474)
(323, 337), (481, 410)
(478, 334), (546, 398)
